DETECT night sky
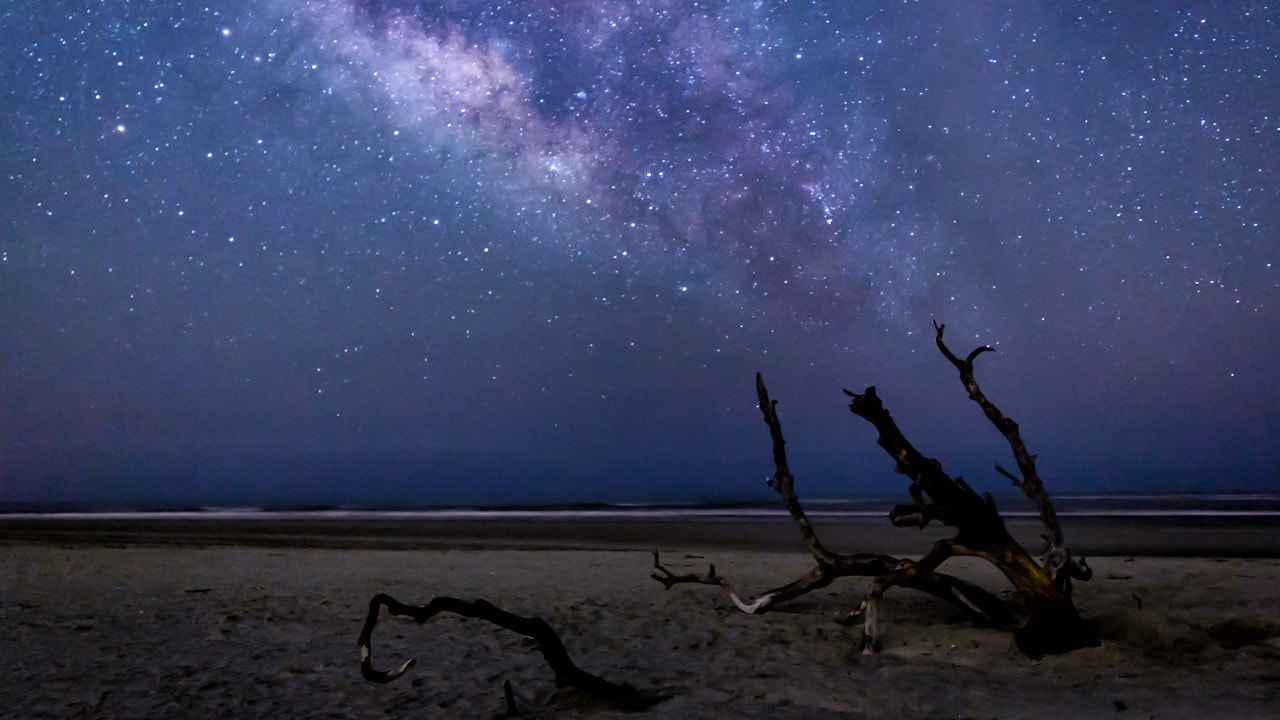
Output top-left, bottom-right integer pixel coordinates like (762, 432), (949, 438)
(3, 1), (1277, 509)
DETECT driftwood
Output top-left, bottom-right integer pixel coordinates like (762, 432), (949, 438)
(846, 322), (1096, 656)
(654, 322), (1096, 658)
(358, 593), (659, 711)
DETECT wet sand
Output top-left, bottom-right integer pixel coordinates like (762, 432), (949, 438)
(2, 512), (1278, 556)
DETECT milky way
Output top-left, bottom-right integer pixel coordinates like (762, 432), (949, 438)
(2, 1), (1277, 507)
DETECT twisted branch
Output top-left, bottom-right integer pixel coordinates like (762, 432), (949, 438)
(358, 593), (659, 709)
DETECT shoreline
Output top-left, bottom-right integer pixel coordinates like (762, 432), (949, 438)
(3, 513), (1278, 556)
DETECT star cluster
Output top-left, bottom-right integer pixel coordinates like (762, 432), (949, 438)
(2, 1), (1277, 507)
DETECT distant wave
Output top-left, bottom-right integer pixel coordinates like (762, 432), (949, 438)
(4, 493), (1279, 521)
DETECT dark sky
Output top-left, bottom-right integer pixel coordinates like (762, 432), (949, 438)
(2, 1), (1277, 508)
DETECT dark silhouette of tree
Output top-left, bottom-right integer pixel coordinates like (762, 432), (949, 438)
(656, 321), (1096, 658)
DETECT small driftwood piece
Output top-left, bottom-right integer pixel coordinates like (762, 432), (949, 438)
(844, 322), (1098, 657)
(497, 679), (520, 719)
(652, 374), (1011, 625)
(358, 593), (658, 710)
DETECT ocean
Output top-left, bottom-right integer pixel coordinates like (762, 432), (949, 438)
(2, 494), (1277, 556)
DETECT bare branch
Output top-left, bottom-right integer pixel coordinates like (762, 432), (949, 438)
(931, 320), (994, 367)
(651, 551), (788, 614)
(358, 593), (660, 709)
(933, 321), (1092, 587)
(994, 463), (1025, 490)
(650, 551), (722, 590)
(756, 372), (839, 565)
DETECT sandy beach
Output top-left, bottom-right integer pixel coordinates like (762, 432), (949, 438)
(2, 516), (1279, 719)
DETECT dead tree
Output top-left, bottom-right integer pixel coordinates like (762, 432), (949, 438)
(654, 322), (1096, 658)
(358, 593), (660, 712)
(846, 321), (1096, 656)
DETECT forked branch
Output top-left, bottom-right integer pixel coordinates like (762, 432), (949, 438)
(932, 320), (1091, 589)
